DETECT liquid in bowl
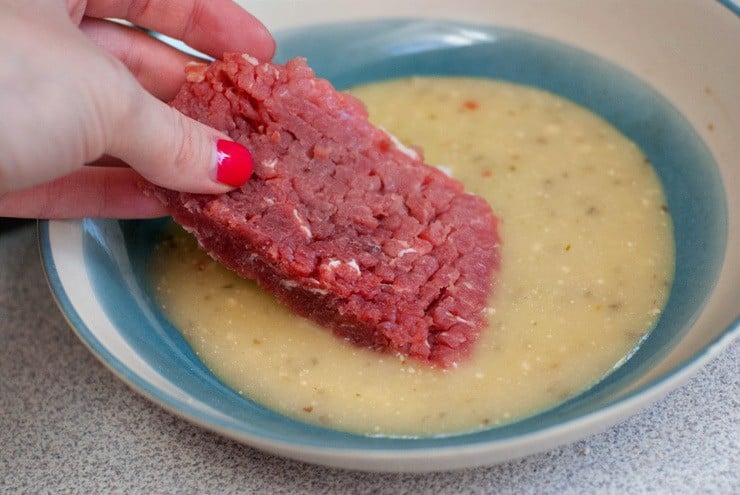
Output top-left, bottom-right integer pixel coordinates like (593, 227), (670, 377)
(150, 76), (674, 436)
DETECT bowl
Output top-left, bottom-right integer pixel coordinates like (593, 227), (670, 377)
(40, 0), (739, 472)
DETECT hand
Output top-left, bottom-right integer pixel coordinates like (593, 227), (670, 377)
(0, 0), (274, 218)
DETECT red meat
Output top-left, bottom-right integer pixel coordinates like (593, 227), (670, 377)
(145, 54), (500, 367)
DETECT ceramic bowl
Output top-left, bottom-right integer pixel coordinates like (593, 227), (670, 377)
(40, 0), (739, 472)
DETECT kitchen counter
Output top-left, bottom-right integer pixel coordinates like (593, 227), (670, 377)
(1, 223), (737, 493)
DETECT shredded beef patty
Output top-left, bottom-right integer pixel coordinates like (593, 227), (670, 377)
(146, 54), (500, 367)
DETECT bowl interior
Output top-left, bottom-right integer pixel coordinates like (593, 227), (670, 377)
(69, 20), (727, 449)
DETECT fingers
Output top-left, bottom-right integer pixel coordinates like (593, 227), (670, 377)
(106, 84), (253, 194)
(84, 0), (275, 61)
(74, 2), (267, 196)
(0, 167), (167, 219)
(79, 17), (198, 101)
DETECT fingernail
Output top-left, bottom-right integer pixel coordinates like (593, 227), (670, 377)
(215, 139), (253, 187)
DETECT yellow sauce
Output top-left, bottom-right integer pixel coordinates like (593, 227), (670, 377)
(150, 77), (674, 436)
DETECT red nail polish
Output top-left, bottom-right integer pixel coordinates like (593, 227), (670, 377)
(216, 139), (253, 187)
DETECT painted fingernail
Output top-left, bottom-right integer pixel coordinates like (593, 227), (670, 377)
(215, 139), (253, 187)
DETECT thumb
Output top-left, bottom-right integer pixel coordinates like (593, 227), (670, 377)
(108, 88), (253, 194)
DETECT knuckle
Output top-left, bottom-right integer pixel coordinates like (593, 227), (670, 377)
(93, 56), (144, 156)
(120, 38), (145, 82)
(181, 0), (207, 43)
(126, 0), (155, 22)
(170, 111), (197, 171)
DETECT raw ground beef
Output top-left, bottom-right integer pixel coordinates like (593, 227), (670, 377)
(145, 54), (500, 367)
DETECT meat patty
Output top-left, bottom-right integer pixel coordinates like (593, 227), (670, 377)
(144, 54), (500, 367)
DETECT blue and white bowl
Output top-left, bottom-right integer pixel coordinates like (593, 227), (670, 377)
(40, 0), (739, 472)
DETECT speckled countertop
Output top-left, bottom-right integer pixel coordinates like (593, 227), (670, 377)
(1, 223), (737, 493)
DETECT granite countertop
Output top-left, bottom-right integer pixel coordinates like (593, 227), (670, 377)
(1, 223), (737, 493)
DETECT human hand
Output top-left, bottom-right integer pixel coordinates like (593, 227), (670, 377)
(0, 0), (274, 218)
